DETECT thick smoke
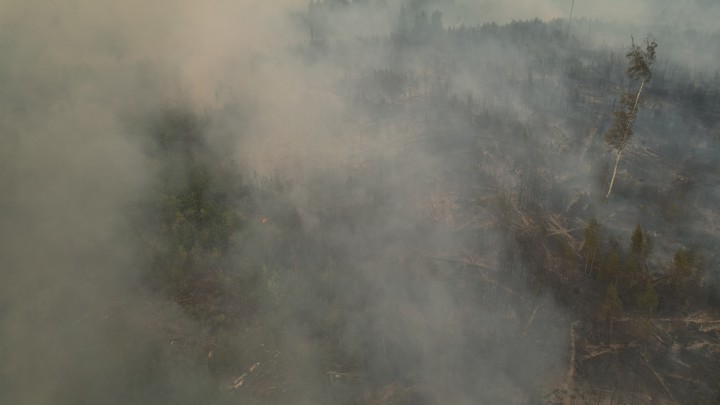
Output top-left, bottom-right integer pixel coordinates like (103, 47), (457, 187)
(1, 0), (719, 404)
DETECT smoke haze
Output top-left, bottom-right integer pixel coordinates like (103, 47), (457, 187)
(2, 0), (719, 404)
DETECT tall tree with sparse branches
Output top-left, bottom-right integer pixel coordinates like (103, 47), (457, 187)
(604, 36), (657, 200)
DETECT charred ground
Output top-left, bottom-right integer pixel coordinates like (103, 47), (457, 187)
(2, 1), (719, 404)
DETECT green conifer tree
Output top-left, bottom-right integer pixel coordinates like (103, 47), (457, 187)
(605, 37), (657, 200)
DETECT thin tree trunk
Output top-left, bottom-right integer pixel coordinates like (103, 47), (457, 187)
(606, 148), (624, 200)
(605, 79), (645, 200)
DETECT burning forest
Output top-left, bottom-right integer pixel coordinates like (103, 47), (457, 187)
(1, 0), (719, 404)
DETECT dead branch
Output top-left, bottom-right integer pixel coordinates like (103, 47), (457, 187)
(640, 351), (677, 404)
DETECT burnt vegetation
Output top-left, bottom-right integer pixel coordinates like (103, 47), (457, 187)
(4, 1), (720, 404)
(126, 4), (720, 403)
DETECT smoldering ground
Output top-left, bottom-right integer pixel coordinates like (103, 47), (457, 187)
(2, 0), (719, 404)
